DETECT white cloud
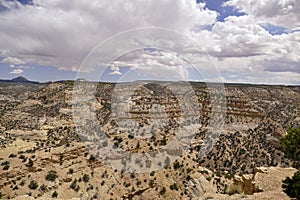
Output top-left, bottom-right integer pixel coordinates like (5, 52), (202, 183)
(16, 65), (33, 69)
(186, 13), (300, 84)
(0, 0), (299, 84)
(0, 0), (218, 71)
(9, 69), (23, 74)
(224, 0), (300, 31)
(109, 70), (121, 75)
(1, 56), (25, 65)
(110, 66), (120, 71)
(108, 49), (191, 81)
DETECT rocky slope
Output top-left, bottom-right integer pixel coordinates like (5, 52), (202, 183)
(0, 81), (299, 199)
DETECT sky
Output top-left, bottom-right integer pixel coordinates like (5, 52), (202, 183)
(0, 0), (299, 84)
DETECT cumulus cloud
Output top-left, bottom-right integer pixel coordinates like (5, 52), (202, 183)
(107, 48), (192, 81)
(9, 69), (23, 74)
(189, 12), (300, 83)
(0, 0), (218, 71)
(224, 0), (300, 31)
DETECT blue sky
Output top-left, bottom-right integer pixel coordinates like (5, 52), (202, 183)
(0, 0), (299, 84)
(197, 0), (245, 22)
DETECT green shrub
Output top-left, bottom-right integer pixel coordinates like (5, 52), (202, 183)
(68, 168), (74, 174)
(52, 191), (58, 198)
(170, 182), (179, 191)
(89, 155), (96, 161)
(20, 180), (25, 186)
(28, 180), (38, 190)
(40, 184), (47, 192)
(70, 179), (80, 192)
(3, 164), (9, 170)
(9, 154), (17, 158)
(83, 174), (90, 183)
(282, 170), (300, 199)
(280, 125), (300, 165)
(159, 186), (166, 195)
(46, 170), (58, 181)
(281, 125), (300, 199)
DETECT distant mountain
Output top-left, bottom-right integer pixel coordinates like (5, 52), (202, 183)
(11, 76), (30, 82)
(0, 76), (39, 84)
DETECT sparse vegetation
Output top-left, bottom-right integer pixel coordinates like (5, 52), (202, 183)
(0, 80), (299, 199)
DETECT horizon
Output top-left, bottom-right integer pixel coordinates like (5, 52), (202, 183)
(3, 75), (300, 87)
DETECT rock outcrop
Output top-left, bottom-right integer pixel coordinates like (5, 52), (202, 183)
(226, 167), (297, 196)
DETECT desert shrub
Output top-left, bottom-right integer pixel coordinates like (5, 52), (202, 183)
(83, 174), (90, 183)
(282, 170), (300, 199)
(52, 191), (58, 198)
(173, 160), (181, 170)
(3, 164), (9, 170)
(9, 153), (17, 158)
(40, 184), (47, 192)
(70, 179), (77, 190)
(46, 170), (58, 181)
(26, 159), (34, 167)
(159, 186), (166, 195)
(20, 180), (25, 186)
(150, 171), (155, 176)
(70, 179), (80, 192)
(68, 168), (74, 174)
(28, 180), (38, 189)
(169, 183), (179, 191)
(89, 155), (96, 161)
(13, 185), (19, 190)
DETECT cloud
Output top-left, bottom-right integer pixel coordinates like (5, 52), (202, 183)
(110, 66), (120, 71)
(109, 70), (121, 75)
(108, 49), (191, 80)
(193, 14), (300, 81)
(9, 69), (23, 74)
(224, 0), (300, 31)
(0, 0), (299, 84)
(16, 65), (33, 69)
(1, 56), (25, 65)
(0, 0), (218, 71)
